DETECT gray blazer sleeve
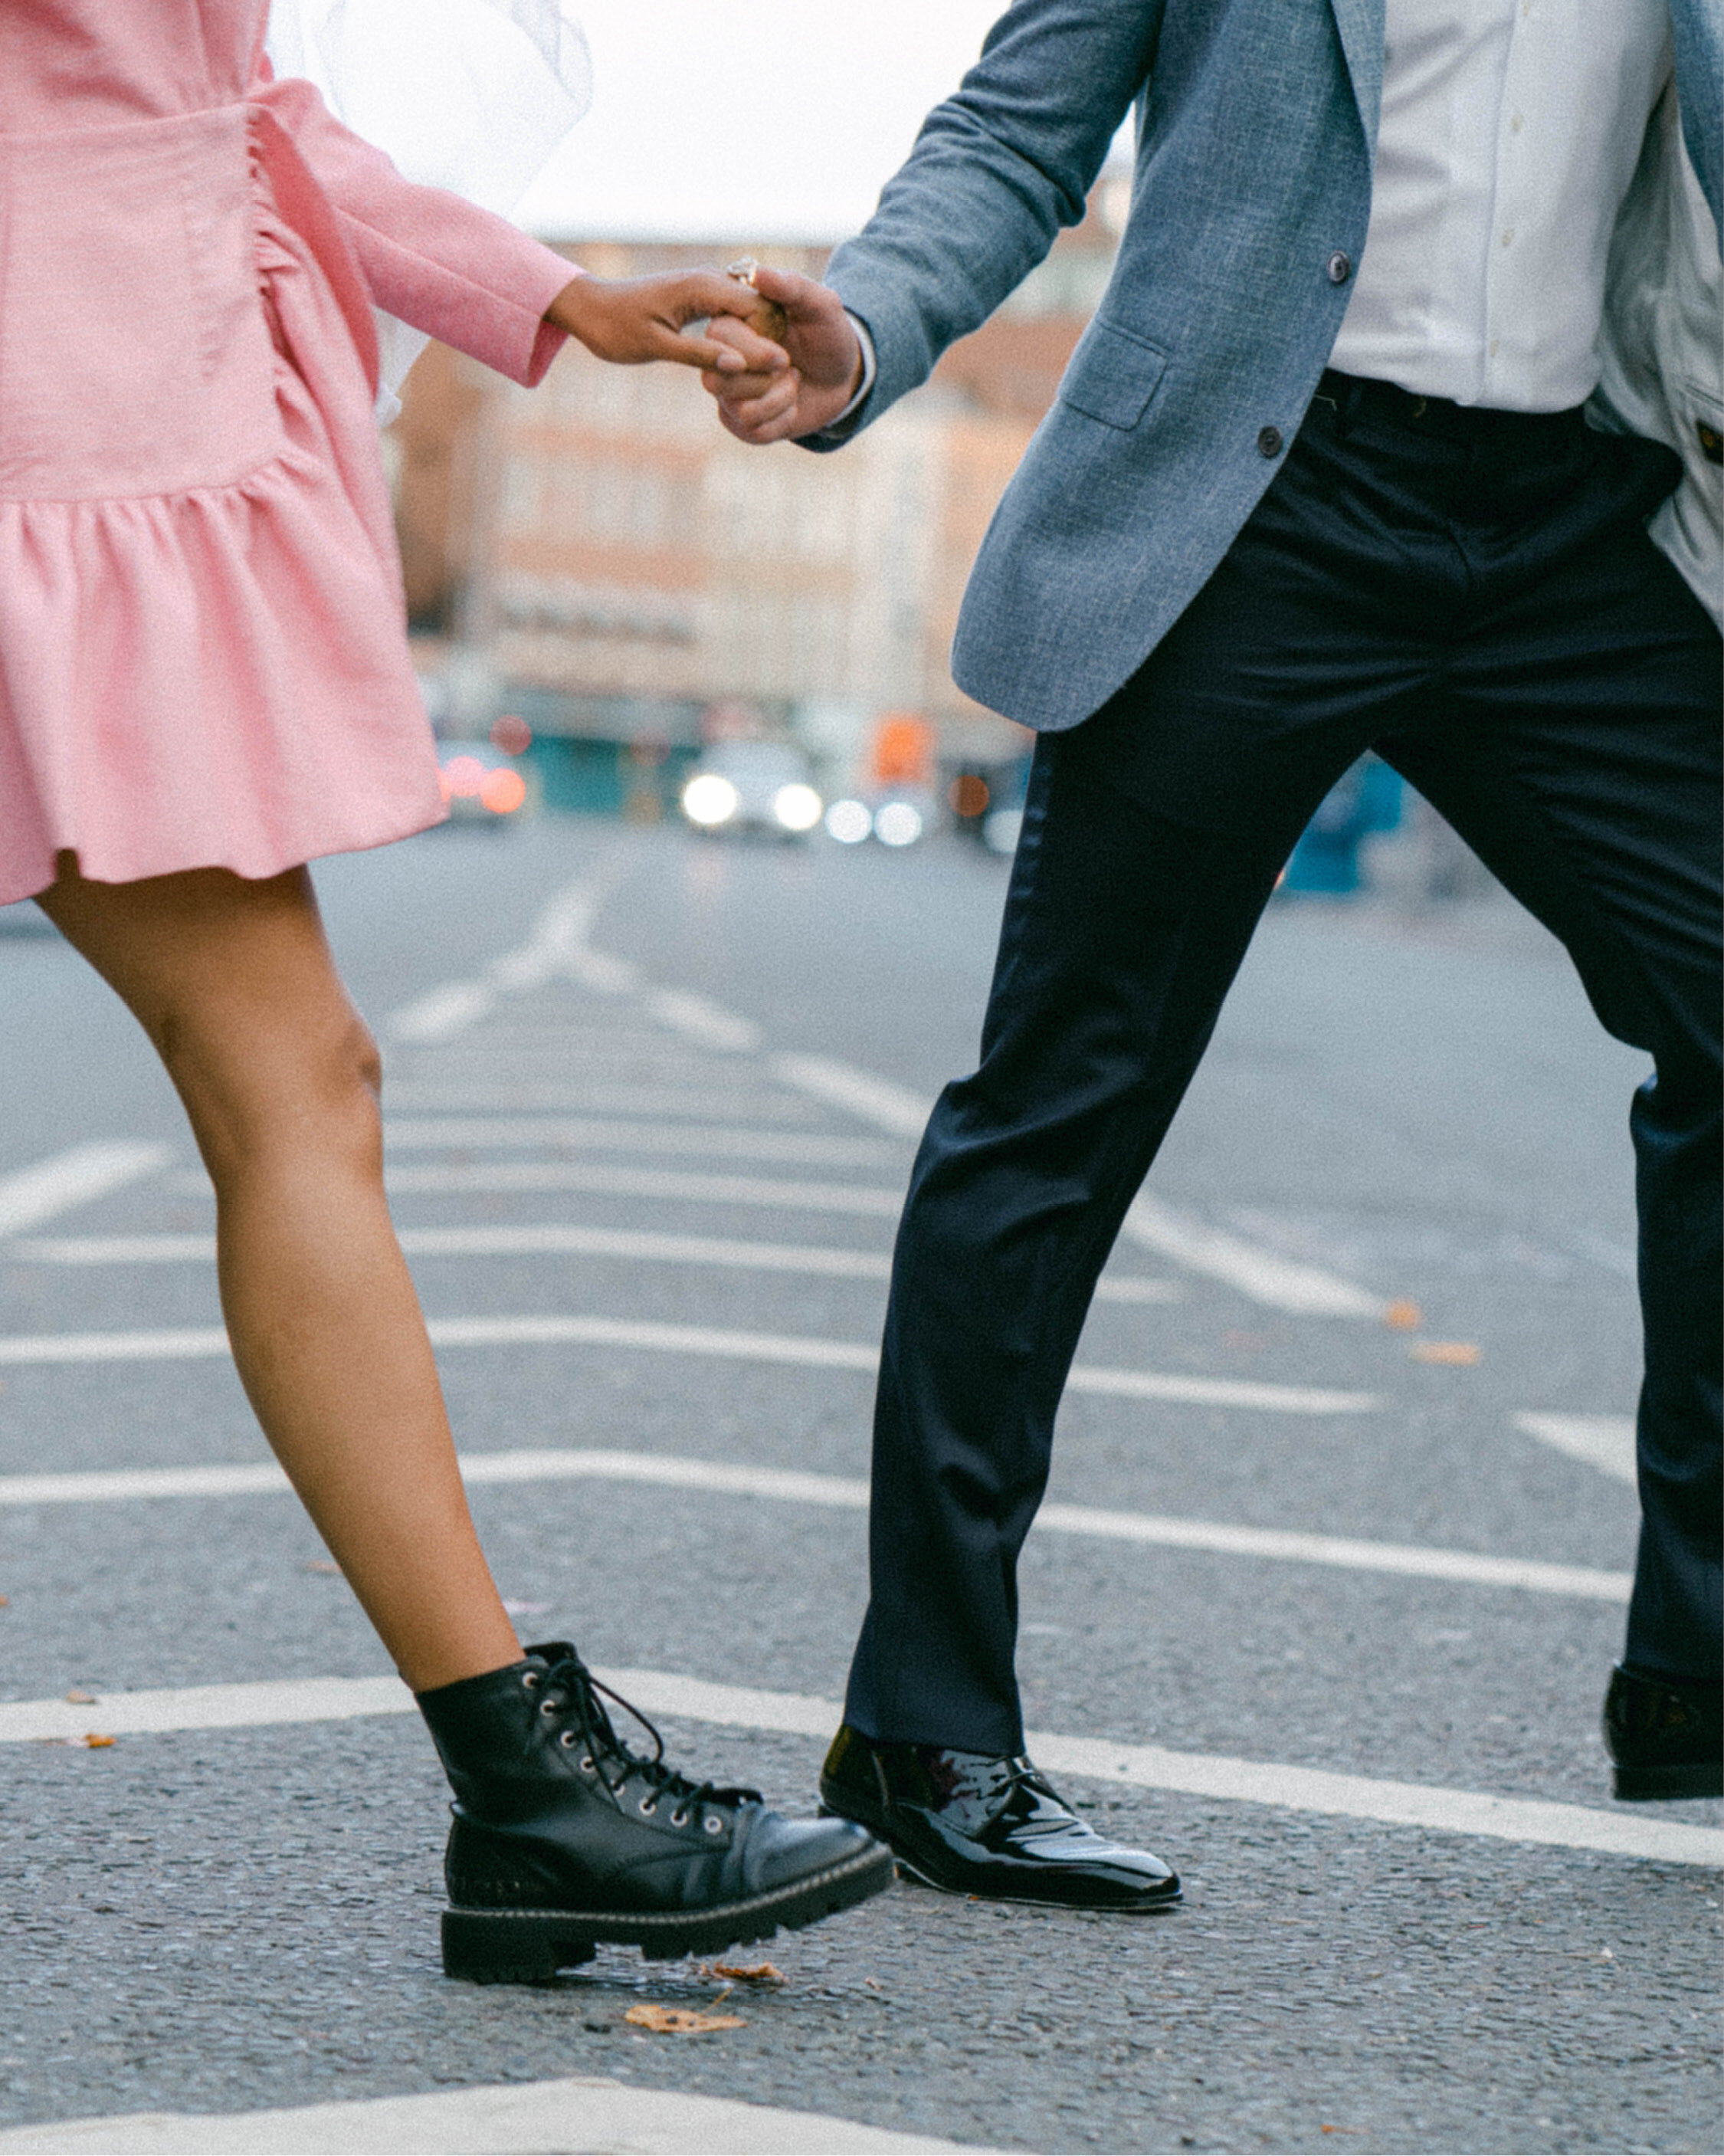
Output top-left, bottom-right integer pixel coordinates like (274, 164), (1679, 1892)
(805, 0), (1164, 447)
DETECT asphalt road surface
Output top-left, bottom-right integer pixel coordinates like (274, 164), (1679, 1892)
(0, 817), (1719, 2154)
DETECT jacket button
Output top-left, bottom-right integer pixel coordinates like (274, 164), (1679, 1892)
(1326, 250), (1352, 284)
(1257, 425), (1283, 458)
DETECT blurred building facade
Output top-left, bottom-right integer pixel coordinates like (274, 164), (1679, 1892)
(393, 197), (1124, 804)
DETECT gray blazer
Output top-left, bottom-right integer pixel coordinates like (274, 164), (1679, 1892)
(814, 0), (1724, 731)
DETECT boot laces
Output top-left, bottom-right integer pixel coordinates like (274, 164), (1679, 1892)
(536, 1650), (760, 1824)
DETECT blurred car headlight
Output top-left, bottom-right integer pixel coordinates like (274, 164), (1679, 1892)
(873, 799), (924, 848)
(683, 773), (740, 827)
(824, 799), (872, 845)
(772, 783), (823, 832)
(982, 807), (1024, 856)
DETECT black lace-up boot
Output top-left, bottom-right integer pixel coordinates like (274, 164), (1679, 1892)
(418, 1642), (894, 1982)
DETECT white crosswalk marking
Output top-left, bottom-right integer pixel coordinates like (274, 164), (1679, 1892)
(0, 2077), (985, 2153)
(0, 1445), (1627, 1599)
(9, 1224), (1183, 1302)
(2, 1669), (1713, 1868)
(379, 1114), (903, 1167)
(1514, 1410), (1637, 1484)
(1125, 1193), (1388, 1318)
(0, 1142), (171, 1237)
(0, 1313), (1376, 1409)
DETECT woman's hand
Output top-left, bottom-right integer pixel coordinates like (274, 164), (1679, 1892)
(546, 271), (789, 376)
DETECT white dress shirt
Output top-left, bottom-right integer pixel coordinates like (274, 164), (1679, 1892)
(1330, 0), (1674, 410)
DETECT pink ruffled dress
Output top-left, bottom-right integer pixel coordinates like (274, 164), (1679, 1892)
(0, 0), (578, 904)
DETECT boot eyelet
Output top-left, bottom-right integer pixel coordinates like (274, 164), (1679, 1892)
(522, 1672), (540, 1691)
(670, 1809), (689, 1827)
(579, 1755), (595, 1774)
(539, 1699), (558, 1717)
(558, 1730), (575, 1749)
(639, 1796), (657, 1816)
(704, 1815), (724, 1836)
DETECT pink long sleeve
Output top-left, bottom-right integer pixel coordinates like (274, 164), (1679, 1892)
(254, 72), (576, 386)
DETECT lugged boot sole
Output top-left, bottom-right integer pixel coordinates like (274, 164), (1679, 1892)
(441, 1841), (896, 1984)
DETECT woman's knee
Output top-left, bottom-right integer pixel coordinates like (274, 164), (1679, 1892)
(172, 999), (385, 1193)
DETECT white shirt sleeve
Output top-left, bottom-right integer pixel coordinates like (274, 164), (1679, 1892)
(830, 310), (877, 426)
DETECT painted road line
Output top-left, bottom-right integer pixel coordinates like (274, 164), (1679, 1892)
(8, 1223), (1177, 1303)
(0, 1313), (1373, 1411)
(380, 1115), (903, 1168)
(385, 980), (496, 1045)
(382, 1085), (826, 1122)
(772, 1054), (932, 1139)
(0, 1143), (171, 1238)
(0, 1446), (1629, 1602)
(0, 2077), (985, 2154)
(166, 1159), (909, 1215)
(368, 1160), (909, 1214)
(1125, 1195), (1388, 1318)
(385, 1086), (828, 1121)
(3, 1669), (1715, 1869)
(1064, 1363), (1373, 1413)
(757, 1058), (1395, 1319)
(1514, 1411), (1637, 1485)
(646, 988), (762, 1053)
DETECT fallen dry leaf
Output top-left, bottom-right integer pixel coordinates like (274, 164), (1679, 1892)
(710, 1960), (785, 1987)
(1409, 1341), (1481, 1366)
(64, 1689), (96, 1704)
(1382, 1299), (1423, 1331)
(82, 1734), (115, 1749)
(0, 1594), (10, 1607)
(624, 2003), (746, 2036)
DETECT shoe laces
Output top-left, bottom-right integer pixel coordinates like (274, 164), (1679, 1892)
(531, 1649), (760, 1826)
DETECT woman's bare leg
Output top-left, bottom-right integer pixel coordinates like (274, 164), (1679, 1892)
(37, 855), (520, 1692)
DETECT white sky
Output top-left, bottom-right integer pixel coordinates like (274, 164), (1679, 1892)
(513, 0), (1018, 242)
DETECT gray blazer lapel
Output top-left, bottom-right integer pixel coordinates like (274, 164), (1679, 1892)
(1329, 0), (1385, 148)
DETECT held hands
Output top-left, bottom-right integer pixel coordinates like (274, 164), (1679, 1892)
(546, 271), (790, 378)
(698, 265), (864, 444)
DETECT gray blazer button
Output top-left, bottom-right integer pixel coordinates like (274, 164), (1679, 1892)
(1257, 425), (1284, 458)
(1326, 250), (1352, 284)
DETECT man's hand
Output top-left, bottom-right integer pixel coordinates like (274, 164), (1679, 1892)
(546, 272), (789, 376)
(699, 266), (864, 444)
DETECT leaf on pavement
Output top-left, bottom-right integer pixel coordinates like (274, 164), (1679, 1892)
(624, 2003), (746, 2035)
(1382, 1299), (1422, 1330)
(710, 1960), (785, 1985)
(81, 1734), (115, 1748)
(1408, 1341), (1480, 1365)
(64, 1689), (96, 1703)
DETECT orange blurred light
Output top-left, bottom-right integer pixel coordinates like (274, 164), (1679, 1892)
(481, 766), (528, 815)
(870, 714), (935, 787)
(443, 754), (486, 798)
(949, 773), (991, 818)
(491, 714), (533, 756)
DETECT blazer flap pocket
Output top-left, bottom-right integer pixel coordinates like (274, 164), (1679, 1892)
(1058, 321), (1168, 431)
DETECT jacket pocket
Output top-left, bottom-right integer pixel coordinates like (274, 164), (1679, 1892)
(1056, 320), (1168, 431)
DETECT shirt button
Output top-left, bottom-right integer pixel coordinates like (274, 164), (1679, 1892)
(1326, 250), (1352, 284)
(1500, 227), (1515, 247)
(1509, 112), (1525, 133)
(1257, 425), (1284, 458)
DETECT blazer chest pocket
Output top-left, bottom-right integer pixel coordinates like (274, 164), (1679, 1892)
(1057, 321), (1168, 431)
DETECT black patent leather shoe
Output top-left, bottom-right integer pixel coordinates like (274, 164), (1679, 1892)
(1603, 1663), (1722, 1800)
(819, 1723), (1180, 1910)
(418, 1644), (893, 1982)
